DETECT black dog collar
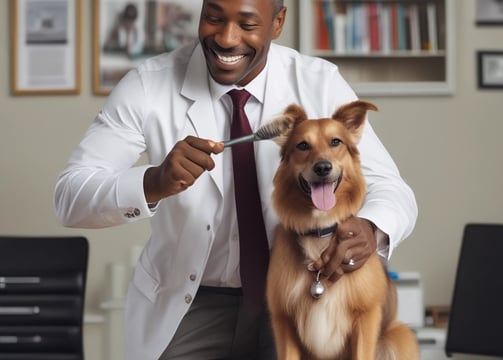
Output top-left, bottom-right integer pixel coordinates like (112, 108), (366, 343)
(300, 224), (338, 238)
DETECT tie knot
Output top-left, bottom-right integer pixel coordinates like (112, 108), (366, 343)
(228, 89), (251, 110)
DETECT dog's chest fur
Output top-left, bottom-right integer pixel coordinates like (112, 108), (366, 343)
(281, 233), (354, 359)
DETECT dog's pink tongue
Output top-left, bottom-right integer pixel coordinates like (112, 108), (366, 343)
(311, 183), (336, 211)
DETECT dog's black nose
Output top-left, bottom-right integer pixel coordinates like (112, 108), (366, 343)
(313, 161), (332, 177)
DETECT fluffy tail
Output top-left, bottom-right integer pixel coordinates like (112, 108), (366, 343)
(376, 321), (419, 360)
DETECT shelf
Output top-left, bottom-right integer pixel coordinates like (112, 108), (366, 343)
(311, 50), (447, 58)
(298, 0), (455, 96)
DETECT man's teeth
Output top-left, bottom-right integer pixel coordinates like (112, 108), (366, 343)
(217, 53), (244, 63)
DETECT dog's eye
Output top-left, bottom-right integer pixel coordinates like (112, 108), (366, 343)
(296, 141), (310, 151)
(331, 138), (342, 147)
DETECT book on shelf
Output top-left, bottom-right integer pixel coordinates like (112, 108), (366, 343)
(397, 3), (408, 51)
(427, 2), (439, 51)
(315, 0), (330, 50)
(312, 0), (442, 55)
(378, 3), (391, 53)
(368, 3), (380, 52)
(408, 3), (421, 51)
(334, 2), (347, 53)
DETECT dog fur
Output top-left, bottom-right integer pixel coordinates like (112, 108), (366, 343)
(266, 101), (419, 360)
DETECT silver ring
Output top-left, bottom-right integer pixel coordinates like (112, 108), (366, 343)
(348, 259), (355, 266)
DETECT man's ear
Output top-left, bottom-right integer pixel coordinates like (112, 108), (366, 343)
(272, 7), (287, 40)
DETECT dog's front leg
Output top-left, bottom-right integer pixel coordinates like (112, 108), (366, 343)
(270, 314), (302, 360)
(350, 306), (382, 360)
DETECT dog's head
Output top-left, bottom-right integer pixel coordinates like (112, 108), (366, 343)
(271, 101), (378, 230)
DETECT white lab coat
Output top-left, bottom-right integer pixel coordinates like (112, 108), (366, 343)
(54, 42), (417, 360)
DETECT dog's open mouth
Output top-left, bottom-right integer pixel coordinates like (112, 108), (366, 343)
(299, 173), (342, 211)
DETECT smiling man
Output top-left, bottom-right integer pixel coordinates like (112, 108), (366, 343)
(54, 0), (417, 359)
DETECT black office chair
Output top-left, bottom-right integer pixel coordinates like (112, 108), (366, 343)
(0, 236), (88, 360)
(446, 224), (503, 358)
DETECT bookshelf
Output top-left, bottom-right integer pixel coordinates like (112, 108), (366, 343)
(298, 0), (455, 96)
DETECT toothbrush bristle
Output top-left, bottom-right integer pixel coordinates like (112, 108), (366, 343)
(255, 121), (282, 140)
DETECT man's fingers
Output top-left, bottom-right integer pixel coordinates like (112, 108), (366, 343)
(209, 140), (225, 154)
(185, 136), (224, 156)
(319, 239), (350, 281)
(148, 137), (222, 199)
(312, 237), (337, 270)
(340, 255), (363, 273)
(173, 138), (216, 172)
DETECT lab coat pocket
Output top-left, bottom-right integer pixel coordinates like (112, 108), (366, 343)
(132, 257), (159, 304)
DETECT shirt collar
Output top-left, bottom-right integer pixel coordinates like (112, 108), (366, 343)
(209, 62), (268, 104)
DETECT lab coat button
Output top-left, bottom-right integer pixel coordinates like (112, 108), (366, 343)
(185, 294), (193, 304)
(206, 224), (211, 231)
(189, 274), (196, 281)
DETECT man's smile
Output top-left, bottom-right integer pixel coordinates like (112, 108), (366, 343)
(214, 51), (246, 64)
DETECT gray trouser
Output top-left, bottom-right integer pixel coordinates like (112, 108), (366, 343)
(158, 287), (277, 360)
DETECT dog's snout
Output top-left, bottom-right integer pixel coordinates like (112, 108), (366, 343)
(313, 161), (332, 177)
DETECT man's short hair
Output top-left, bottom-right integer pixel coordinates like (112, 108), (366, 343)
(272, 0), (285, 15)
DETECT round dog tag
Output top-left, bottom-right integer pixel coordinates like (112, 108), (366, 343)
(310, 270), (325, 299)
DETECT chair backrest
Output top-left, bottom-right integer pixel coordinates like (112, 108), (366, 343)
(445, 224), (503, 357)
(0, 236), (88, 360)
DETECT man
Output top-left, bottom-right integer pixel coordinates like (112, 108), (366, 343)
(54, 0), (417, 359)
(104, 3), (143, 57)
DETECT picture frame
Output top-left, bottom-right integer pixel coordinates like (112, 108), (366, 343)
(476, 0), (503, 25)
(477, 51), (503, 89)
(10, 0), (81, 95)
(93, 0), (201, 95)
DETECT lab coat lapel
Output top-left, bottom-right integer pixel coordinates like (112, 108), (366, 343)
(256, 45), (290, 177)
(256, 45), (291, 244)
(262, 48), (291, 122)
(181, 44), (223, 196)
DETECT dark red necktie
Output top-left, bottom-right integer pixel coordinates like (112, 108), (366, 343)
(228, 89), (269, 307)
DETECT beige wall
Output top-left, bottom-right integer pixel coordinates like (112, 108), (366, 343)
(1, 0), (502, 341)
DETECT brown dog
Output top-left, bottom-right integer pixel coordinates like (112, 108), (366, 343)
(266, 101), (419, 360)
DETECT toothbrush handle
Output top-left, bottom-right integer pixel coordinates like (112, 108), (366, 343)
(223, 134), (256, 147)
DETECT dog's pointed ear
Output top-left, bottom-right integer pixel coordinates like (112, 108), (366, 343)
(271, 104), (307, 147)
(332, 100), (378, 141)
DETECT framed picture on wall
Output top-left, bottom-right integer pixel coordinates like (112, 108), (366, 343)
(10, 0), (81, 95)
(476, 0), (503, 25)
(478, 51), (503, 89)
(93, 0), (200, 95)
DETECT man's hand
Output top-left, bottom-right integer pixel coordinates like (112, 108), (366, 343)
(143, 136), (224, 203)
(313, 216), (377, 282)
